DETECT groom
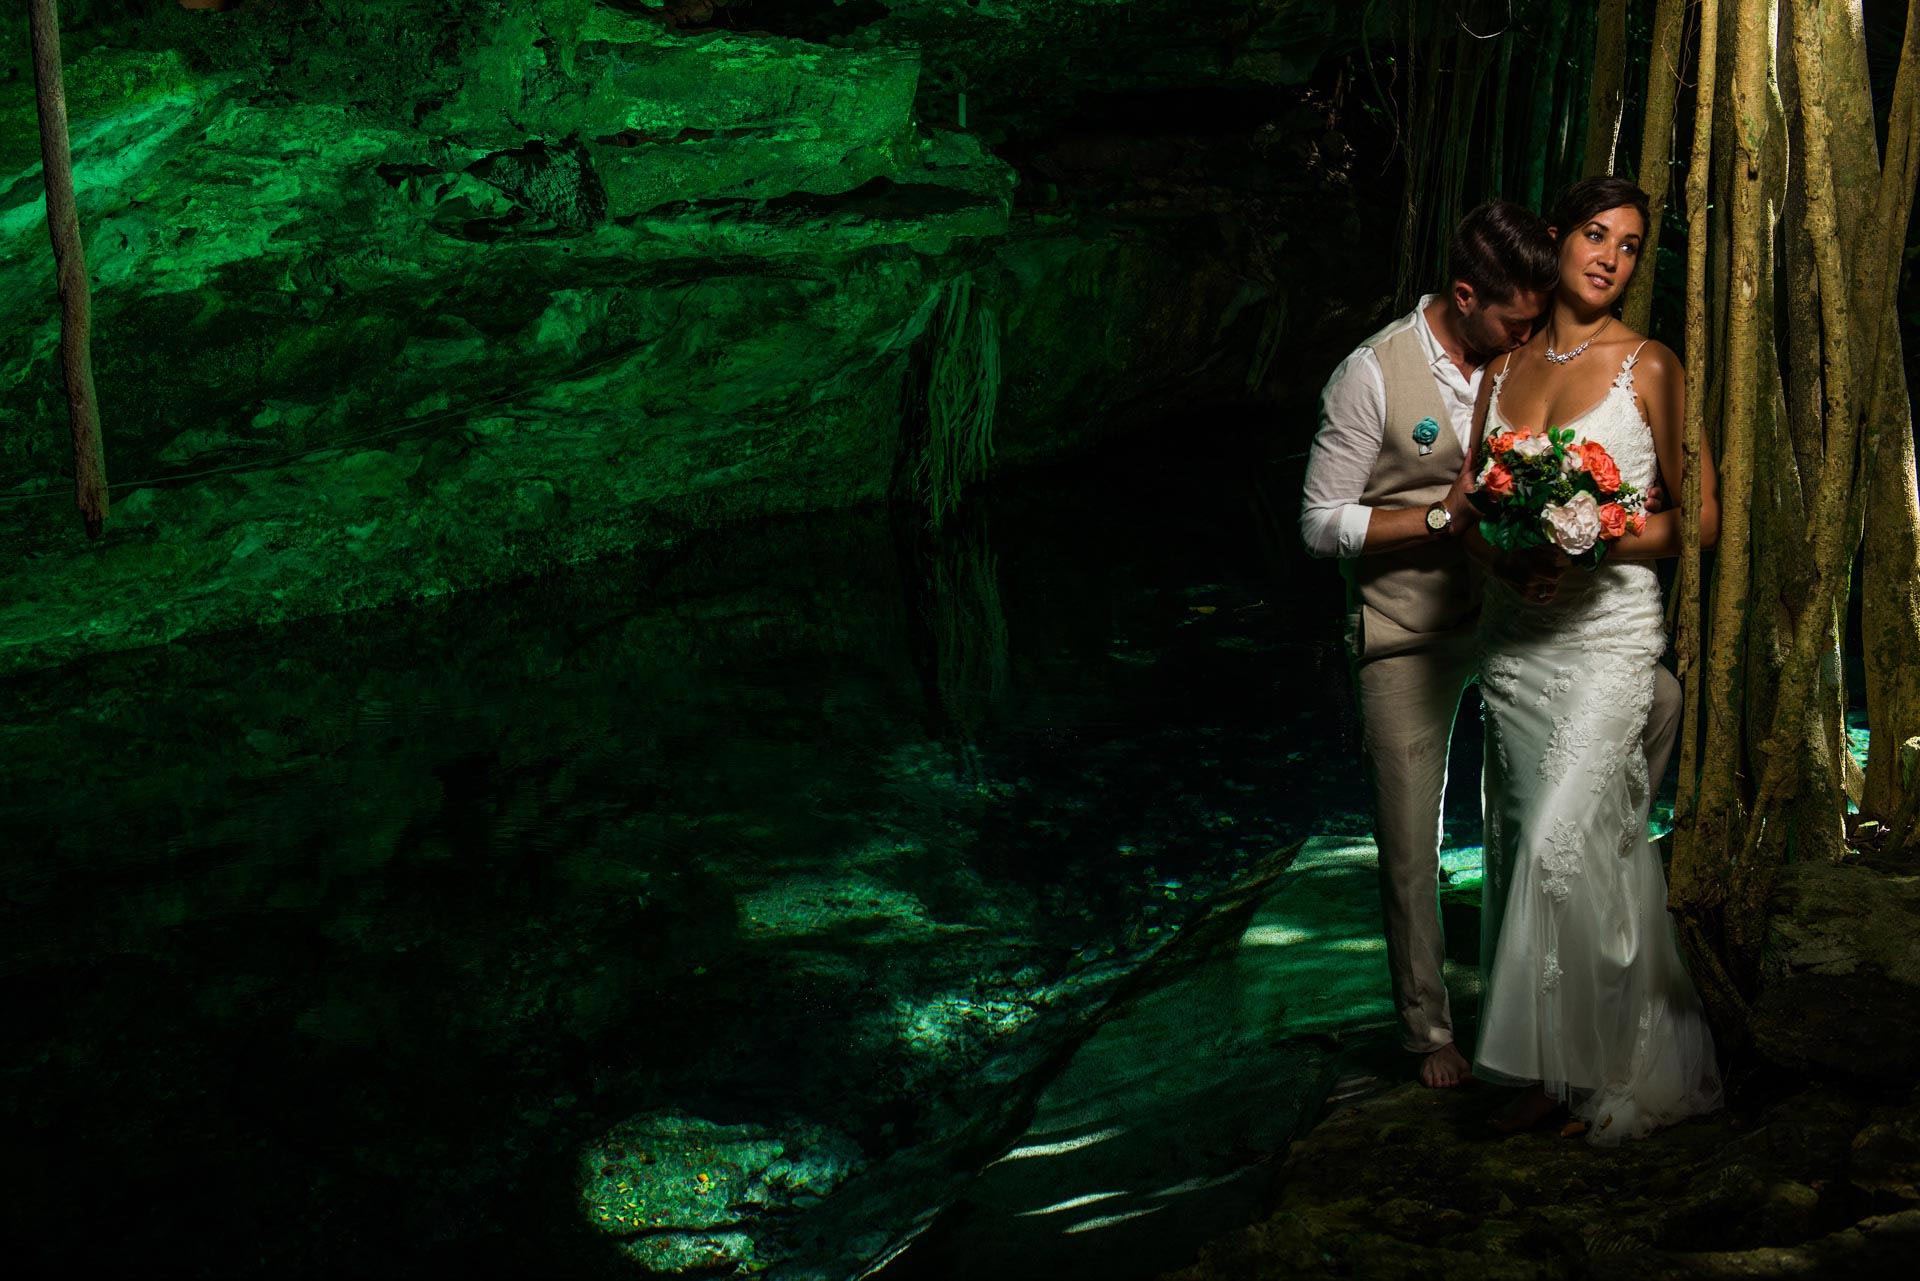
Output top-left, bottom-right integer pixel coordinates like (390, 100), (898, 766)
(1302, 203), (1556, 1089)
(1303, 203), (1685, 1088)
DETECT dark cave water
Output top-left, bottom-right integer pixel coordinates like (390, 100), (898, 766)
(0, 423), (1492, 1279)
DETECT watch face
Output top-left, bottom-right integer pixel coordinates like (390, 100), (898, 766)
(1427, 506), (1448, 531)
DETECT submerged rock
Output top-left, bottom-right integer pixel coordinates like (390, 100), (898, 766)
(580, 1111), (865, 1273)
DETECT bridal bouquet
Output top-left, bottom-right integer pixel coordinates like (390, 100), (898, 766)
(1469, 428), (1645, 567)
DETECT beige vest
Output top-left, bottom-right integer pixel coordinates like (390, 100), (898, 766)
(1343, 319), (1480, 657)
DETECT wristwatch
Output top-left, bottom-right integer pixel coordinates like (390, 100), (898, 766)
(1425, 500), (1453, 536)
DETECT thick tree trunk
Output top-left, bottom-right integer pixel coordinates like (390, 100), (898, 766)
(27, 0), (107, 537)
(1731, 0), (1866, 881)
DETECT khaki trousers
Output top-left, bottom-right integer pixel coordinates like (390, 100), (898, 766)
(1353, 621), (1683, 1056)
(1353, 622), (1479, 1054)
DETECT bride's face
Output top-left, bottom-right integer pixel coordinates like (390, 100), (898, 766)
(1558, 204), (1646, 310)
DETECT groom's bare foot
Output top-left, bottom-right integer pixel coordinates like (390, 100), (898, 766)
(1419, 1043), (1472, 1089)
(1487, 1085), (1561, 1134)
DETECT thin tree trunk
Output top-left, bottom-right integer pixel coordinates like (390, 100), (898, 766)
(1860, 0), (1920, 833)
(1582, 0), (1630, 175)
(27, 0), (107, 538)
(1680, 0), (1770, 977)
(1621, 0), (1689, 333)
(1490, 28), (1513, 197)
(1671, 0), (1723, 907)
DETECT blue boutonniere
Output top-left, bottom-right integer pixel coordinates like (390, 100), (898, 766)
(1412, 417), (1441, 456)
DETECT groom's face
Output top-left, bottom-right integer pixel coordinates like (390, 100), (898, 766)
(1459, 287), (1548, 360)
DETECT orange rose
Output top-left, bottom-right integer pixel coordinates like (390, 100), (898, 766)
(1583, 443), (1623, 492)
(1597, 502), (1629, 539)
(1483, 463), (1516, 498)
(1487, 431), (1517, 456)
(1628, 510), (1647, 535)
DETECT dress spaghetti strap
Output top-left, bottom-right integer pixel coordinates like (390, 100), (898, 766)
(1615, 339), (1651, 390)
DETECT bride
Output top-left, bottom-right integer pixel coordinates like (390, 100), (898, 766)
(1465, 176), (1725, 1143)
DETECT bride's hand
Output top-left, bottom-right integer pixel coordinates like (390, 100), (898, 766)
(1496, 545), (1571, 604)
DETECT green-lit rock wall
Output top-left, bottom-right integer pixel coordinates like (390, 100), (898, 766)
(0, 1), (1386, 674)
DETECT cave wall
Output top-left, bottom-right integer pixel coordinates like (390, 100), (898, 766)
(0, 0), (1393, 675)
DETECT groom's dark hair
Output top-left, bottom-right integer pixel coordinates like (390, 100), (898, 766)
(1448, 201), (1558, 304)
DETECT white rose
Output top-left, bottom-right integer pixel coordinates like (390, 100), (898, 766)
(1511, 434), (1554, 459)
(1542, 490), (1602, 556)
(1560, 444), (1587, 475)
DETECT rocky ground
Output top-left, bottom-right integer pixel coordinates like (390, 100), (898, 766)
(1172, 1067), (1920, 1280)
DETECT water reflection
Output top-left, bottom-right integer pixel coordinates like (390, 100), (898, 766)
(0, 428), (1394, 1278)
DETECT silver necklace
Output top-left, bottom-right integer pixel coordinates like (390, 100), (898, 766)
(1545, 315), (1614, 364)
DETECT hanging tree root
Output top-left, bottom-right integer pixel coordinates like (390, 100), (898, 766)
(27, 0), (108, 538)
(913, 273), (1001, 532)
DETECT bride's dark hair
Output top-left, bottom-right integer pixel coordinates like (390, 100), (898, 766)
(1549, 177), (1652, 249)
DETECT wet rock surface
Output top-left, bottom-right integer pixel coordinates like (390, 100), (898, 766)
(1170, 1068), (1920, 1281)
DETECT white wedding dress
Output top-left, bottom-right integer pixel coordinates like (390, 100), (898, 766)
(1474, 344), (1723, 1144)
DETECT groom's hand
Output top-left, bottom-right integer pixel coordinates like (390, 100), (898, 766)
(1443, 452), (1477, 528)
(1644, 470), (1669, 515)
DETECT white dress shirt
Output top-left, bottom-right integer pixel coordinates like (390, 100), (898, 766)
(1299, 296), (1484, 559)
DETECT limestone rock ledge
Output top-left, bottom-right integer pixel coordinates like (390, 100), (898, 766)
(1170, 1077), (1920, 1281)
(0, 2), (1379, 676)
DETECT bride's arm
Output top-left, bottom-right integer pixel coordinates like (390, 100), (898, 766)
(1607, 341), (1720, 560)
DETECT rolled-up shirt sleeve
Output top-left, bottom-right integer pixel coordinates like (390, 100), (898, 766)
(1299, 347), (1385, 559)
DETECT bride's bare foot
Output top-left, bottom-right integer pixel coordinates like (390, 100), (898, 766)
(1420, 1042), (1473, 1089)
(1487, 1084), (1561, 1134)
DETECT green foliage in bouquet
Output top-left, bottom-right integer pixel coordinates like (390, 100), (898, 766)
(1467, 427), (1641, 569)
